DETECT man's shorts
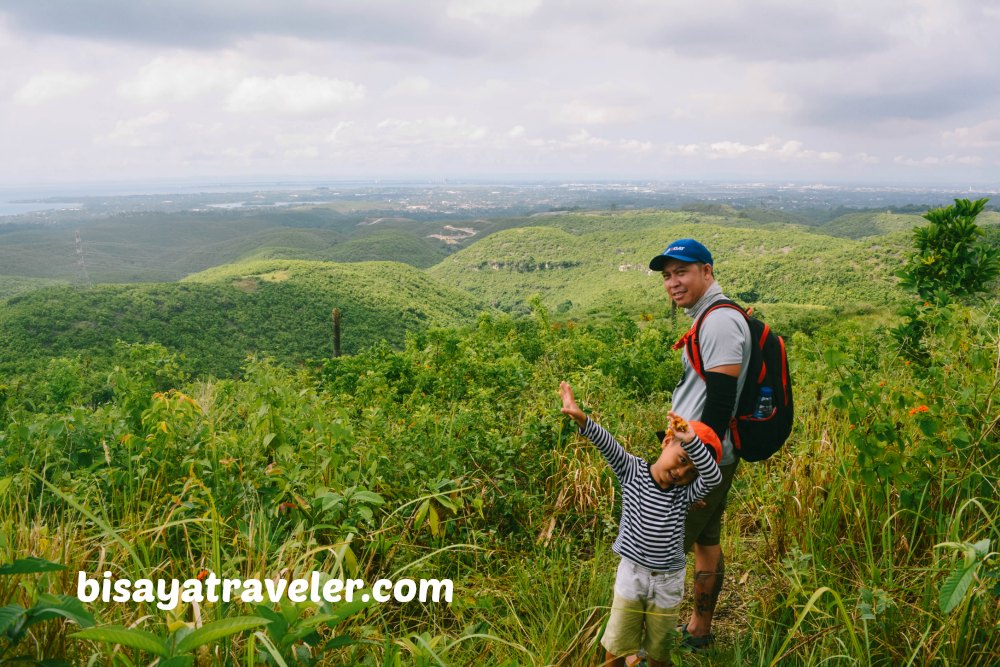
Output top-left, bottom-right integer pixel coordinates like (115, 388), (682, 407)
(684, 460), (739, 551)
(601, 558), (684, 662)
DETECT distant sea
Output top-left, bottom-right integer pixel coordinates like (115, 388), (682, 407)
(0, 201), (84, 217)
(0, 180), (337, 218)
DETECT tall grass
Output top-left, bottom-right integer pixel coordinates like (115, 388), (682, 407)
(0, 303), (996, 664)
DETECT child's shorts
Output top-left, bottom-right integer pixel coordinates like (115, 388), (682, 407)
(601, 558), (684, 662)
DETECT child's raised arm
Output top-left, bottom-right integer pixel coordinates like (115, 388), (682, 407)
(559, 381), (588, 428)
(560, 381), (638, 485)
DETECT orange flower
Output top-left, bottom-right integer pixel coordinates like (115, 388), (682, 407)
(196, 569), (209, 581)
(908, 405), (929, 415)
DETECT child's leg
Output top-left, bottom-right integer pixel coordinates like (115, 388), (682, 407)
(640, 569), (684, 666)
(601, 561), (646, 660)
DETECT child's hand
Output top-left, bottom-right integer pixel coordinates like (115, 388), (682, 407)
(667, 411), (695, 444)
(559, 382), (587, 427)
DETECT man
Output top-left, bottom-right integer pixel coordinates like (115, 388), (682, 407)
(648, 238), (750, 650)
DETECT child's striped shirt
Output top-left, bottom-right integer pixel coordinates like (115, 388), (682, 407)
(580, 418), (722, 571)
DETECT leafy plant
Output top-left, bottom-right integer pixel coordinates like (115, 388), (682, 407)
(897, 197), (1000, 303)
(252, 593), (372, 666)
(935, 539), (996, 614)
(71, 615), (270, 664)
(0, 558), (95, 666)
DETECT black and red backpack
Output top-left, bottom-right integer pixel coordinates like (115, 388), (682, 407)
(674, 299), (794, 462)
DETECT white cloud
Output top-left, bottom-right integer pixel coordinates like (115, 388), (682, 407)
(13, 71), (94, 104)
(386, 75), (432, 97)
(553, 99), (639, 125)
(120, 54), (240, 103)
(737, 138), (837, 161)
(671, 144), (703, 156)
(376, 116), (489, 145)
(98, 110), (170, 147)
(664, 136), (843, 162)
(274, 123), (353, 151)
(326, 121), (353, 142)
(225, 74), (365, 115)
(620, 139), (653, 154)
(942, 120), (1000, 149)
(446, 0), (541, 22)
(894, 154), (984, 167)
(1, 1), (997, 183)
(565, 129), (610, 147)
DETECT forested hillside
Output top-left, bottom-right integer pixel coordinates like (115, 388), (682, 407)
(0, 207), (459, 283)
(0, 274), (68, 301)
(0, 209), (915, 378)
(0, 261), (483, 377)
(429, 216), (911, 317)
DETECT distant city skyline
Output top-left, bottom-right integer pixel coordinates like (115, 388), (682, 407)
(2, 1), (999, 186)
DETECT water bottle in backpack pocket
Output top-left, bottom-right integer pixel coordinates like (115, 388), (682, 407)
(752, 386), (775, 419)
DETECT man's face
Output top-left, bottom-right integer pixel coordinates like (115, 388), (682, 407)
(661, 258), (714, 308)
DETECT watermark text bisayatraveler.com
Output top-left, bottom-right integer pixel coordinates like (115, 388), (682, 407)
(78, 571), (453, 611)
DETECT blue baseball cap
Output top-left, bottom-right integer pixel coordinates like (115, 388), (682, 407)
(648, 238), (713, 271)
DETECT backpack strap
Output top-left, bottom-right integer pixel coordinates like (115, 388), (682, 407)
(673, 299), (749, 380)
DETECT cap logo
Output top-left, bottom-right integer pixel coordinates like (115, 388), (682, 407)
(667, 245), (686, 253)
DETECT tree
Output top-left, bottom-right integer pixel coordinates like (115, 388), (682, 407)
(893, 198), (1000, 363)
(897, 198), (1000, 303)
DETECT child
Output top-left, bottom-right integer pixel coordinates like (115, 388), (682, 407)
(558, 381), (722, 667)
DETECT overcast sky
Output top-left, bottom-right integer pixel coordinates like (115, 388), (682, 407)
(2, 0), (999, 187)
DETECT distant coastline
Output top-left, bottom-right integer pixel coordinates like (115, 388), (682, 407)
(0, 201), (84, 217)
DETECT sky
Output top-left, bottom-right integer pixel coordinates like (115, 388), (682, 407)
(2, 0), (999, 187)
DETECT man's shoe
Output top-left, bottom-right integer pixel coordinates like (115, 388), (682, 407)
(678, 626), (714, 651)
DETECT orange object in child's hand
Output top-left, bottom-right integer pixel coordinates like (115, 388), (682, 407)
(663, 413), (689, 440)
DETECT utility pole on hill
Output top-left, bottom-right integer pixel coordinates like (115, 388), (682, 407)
(74, 229), (92, 288)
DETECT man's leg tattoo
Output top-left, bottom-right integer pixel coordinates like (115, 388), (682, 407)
(693, 552), (725, 617)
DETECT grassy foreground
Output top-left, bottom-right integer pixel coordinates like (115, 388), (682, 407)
(0, 292), (997, 664)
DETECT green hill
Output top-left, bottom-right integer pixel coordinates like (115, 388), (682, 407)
(815, 209), (1000, 240)
(427, 214), (911, 317)
(317, 229), (450, 267)
(814, 211), (924, 239)
(0, 274), (68, 301)
(232, 229), (450, 268)
(0, 208), (461, 284)
(0, 260), (484, 376)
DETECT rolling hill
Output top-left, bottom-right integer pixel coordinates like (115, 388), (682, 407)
(0, 274), (68, 301)
(814, 211), (925, 239)
(0, 261), (484, 377)
(427, 214), (912, 318)
(5, 205), (990, 378)
(0, 207), (460, 284)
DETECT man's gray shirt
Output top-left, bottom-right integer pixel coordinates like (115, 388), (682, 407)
(670, 282), (751, 466)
